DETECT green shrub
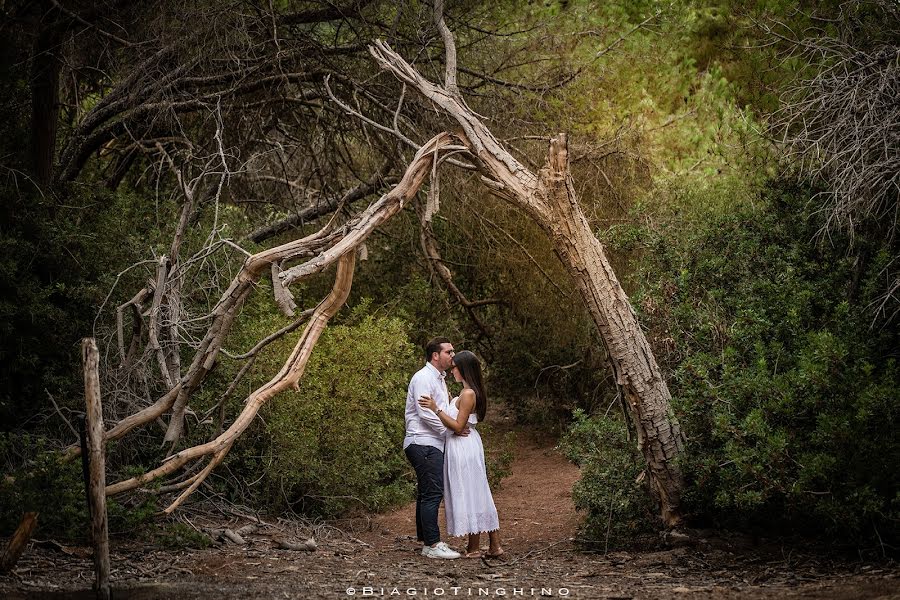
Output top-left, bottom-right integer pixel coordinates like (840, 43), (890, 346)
(0, 434), (88, 541)
(152, 522), (212, 549)
(478, 424), (516, 490)
(627, 181), (899, 542)
(0, 434), (158, 541)
(259, 308), (419, 516)
(559, 409), (657, 548)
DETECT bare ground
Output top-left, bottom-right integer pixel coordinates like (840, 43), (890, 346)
(1, 421), (897, 599)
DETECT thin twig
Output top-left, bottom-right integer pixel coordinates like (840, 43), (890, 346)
(46, 389), (79, 439)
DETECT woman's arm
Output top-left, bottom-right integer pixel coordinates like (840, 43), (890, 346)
(419, 390), (475, 435)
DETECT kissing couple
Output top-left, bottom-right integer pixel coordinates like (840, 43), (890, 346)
(402, 337), (505, 560)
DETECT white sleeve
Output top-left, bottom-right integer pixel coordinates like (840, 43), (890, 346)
(411, 374), (445, 434)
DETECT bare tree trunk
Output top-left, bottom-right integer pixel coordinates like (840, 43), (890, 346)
(82, 339), (110, 600)
(30, 4), (61, 186)
(417, 185), (497, 340)
(539, 135), (685, 525)
(370, 40), (686, 526)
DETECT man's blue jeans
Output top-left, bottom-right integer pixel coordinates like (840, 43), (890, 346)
(404, 444), (444, 546)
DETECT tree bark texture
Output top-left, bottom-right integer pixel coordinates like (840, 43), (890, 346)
(82, 338), (110, 600)
(30, 5), (61, 185)
(370, 41), (686, 526)
(539, 136), (685, 525)
(0, 512), (39, 574)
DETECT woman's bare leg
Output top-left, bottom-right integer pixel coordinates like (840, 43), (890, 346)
(487, 530), (503, 556)
(466, 533), (481, 554)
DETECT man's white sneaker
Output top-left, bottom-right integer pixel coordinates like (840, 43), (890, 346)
(422, 541), (461, 559)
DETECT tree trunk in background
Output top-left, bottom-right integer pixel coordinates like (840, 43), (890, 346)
(30, 3), (61, 185)
(371, 41), (686, 526)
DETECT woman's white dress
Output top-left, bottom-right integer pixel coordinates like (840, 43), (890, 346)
(444, 396), (500, 537)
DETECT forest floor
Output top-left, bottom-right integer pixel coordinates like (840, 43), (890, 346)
(1, 405), (898, 599)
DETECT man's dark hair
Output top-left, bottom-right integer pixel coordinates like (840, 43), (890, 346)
(424, 337), (451, 362)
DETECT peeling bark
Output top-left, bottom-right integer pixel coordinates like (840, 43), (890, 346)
(370, 41), (686, 526)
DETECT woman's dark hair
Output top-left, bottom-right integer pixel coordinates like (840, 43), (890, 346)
(452, 350), (487, 422)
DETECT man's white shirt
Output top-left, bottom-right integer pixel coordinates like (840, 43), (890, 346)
(403, 362), (450, 451)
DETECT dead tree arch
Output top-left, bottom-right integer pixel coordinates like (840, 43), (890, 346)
(363, 34), (686, 526)
(72, 8), (686, 527)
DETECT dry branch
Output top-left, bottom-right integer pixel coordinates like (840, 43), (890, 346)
(417, 187), (496, 339)
(88, 134), (457, 507)
(433, 0), (459, 96)
(773, 36), (899, 241)
(369, 34), (686, 525)
(271, 262), (298, 317)
(107, 250), (358, 508)
(246, 165), (397, 243)
(116, 286), (150, 367)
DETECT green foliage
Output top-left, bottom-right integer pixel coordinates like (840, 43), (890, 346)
(0, 183), (149, 426)
(626, 181), (899, 542)
(152, 522), (212, 550)
(255, 308), (420, 517)
(478, 424), (516, 490)
(0, 433), (158, 541)
(559, 409), (656, 547)
(0, 434), (88, 540)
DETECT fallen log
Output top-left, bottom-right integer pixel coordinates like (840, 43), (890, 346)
(273, 538), (317, 552)
(0, 512), (38, 574)
(203, 528), (246, 545)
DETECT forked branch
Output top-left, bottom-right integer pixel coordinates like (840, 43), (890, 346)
(68, 134), (460, 512)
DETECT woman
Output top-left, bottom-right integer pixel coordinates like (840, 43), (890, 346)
(418, 350), (504, 559)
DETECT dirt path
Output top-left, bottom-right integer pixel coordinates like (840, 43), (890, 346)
(1, 424), (898, 599)
(373, 426), (581, 554)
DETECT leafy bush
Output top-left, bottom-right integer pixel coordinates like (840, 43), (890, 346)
(559, 409), (657, 548)
(258, 308), (420, 516)
(626, 181), (899, 542)
(0, 433), (158, 541)
(152, 522), (212, 549)
(477, 424), (516, 490)
(0, 434), (88, 541)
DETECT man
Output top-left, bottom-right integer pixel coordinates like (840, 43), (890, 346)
(403, 337), (462, 559)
